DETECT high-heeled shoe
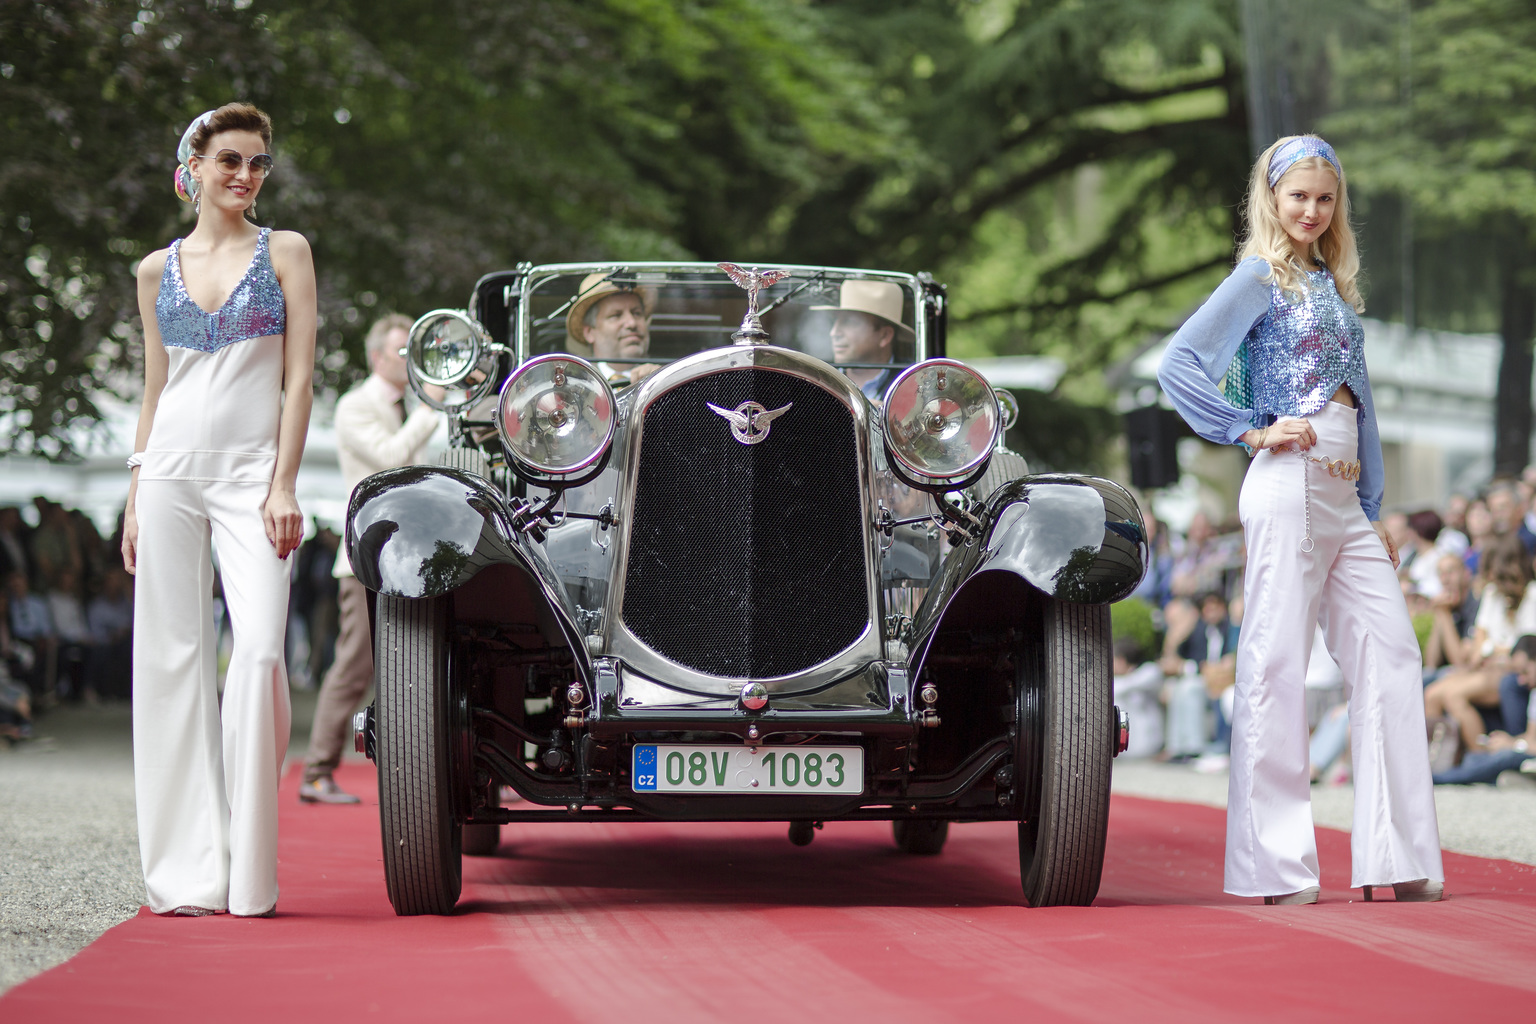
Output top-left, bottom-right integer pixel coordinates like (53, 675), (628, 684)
(1263, 886), (1320, 905)
(1361, 879), (1443, 902)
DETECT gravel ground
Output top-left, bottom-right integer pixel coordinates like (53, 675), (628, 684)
(1112, 757), (1536, 865)
(0, 689), (322, 996)
(3, 702), (1534, 996)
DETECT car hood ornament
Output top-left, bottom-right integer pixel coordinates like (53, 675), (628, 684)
(707, 400), (793, 445)
(718, 262), (790, 345)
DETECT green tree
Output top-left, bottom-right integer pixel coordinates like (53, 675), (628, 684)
(1327, 0), (1536, 475)
(0, 0), (882, 457)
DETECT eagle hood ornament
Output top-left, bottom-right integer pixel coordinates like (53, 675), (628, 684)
(707, 400), (793, 445)
(718, 263), (790, 345)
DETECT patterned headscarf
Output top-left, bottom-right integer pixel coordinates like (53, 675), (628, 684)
(173, 109), (217, 203)
(1267, 136), (1343, 189)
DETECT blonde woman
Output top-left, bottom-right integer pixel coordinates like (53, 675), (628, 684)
(123, 103), (316, 917)
(1158, 135), (1443, 905)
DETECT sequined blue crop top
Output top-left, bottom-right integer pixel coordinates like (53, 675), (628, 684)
(1157, 257), (1385, 520)
(156, 227), (286, 352)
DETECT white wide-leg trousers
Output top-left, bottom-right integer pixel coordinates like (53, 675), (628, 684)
(132, 478), (291, 916)
(1227, 401), (1443, 897)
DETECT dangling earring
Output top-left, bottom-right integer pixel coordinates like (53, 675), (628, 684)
(193, 192), (201, 214)
(250, 199), (257, 220)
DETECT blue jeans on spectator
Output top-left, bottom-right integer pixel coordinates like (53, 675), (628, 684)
(1432, 750), (1532, 785)
(1499, 673), (1530, 737)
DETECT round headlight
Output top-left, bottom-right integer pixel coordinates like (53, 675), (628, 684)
(497, 354), (617, 476)
(882, 359), (1000, 480)
(407, 310), (485, 387)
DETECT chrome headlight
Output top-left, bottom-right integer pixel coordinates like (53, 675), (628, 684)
(496, 354), (617, 477)
(882, 359), (1001, 482)
(405, 310), (499, 411)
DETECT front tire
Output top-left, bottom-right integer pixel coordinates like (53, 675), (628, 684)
(1015, 600), (1113, 907)
(376, 594), (462, 915)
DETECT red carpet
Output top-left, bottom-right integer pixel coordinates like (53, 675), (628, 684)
(6, 764), (1535, 1022)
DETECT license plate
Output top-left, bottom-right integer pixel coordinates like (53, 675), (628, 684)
(631, 744), (863, 794)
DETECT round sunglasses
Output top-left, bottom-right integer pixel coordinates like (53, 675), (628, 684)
(198, 149), (275, 178)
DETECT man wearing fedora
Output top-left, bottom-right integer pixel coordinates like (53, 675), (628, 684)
(815, 280), (913, 403)
(567, 273), (659, 387)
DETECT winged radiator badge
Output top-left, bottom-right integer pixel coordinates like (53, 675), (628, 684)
(707, 400), (793, 445)
(718, 262), (790, 345)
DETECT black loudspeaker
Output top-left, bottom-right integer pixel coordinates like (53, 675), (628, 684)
(1125, 406), (1184, 490)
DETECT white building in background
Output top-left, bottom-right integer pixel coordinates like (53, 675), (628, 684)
(1123, 318), (1509, 529)
(0, 396), (447, 536)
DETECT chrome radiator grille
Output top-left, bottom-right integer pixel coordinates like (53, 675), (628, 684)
(620, 368), (869, 678)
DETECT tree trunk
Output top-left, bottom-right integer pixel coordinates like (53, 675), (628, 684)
(1493, 250), (1536, 478)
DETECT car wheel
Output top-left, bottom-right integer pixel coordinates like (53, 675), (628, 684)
(892, 818), (949, 855)
(376, 594), (463, 915)
(1014, 599), (1113, 907)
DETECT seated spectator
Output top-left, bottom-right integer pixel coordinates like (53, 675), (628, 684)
(1129, 516), (1174, 613)
(86, 569), (133, 700)
(1425, 532), (1536, 752)
(1160, 591), (1238, 767)
(1169, 512), (1241, 601)
(1486, 480), (1536, 555)
(1433, 635), (1536, 785)
(6, 570), (53, 700)
(1404, 509), (1464, 600)
(45, 569), (91, 701)
(1463, 498), (1495, 576)
(1112, 636), (1163, 758)
(1422, 552), (1480, 677)
(0, 665), (30, 743)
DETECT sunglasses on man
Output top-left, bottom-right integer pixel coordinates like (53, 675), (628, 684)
(198, 149), (275, 178)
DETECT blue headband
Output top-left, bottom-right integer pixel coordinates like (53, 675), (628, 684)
(1267, 137), (1342, 189)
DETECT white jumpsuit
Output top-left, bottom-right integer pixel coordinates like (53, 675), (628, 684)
(132, 227), (292, 916)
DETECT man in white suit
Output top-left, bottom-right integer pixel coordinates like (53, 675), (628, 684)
(299, 314), (442, 803)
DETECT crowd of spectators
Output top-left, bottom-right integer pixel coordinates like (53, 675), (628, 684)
(1115, 468), (1536, 788)
(0, 494), (346, 747)
(1, 498), (133, 742)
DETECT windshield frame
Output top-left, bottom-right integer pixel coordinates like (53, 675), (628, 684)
(516, 262), (929, 369)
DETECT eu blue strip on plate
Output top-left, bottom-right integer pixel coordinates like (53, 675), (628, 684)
(633, 745), (658, 790)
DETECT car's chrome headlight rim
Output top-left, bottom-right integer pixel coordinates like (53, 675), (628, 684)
(495, 353), (617, 478)
(405, 309), (500, 411)
(881, 358), (1001, 482)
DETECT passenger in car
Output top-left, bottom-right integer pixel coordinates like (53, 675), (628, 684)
(565, 273), (659, 386)
(814, 280), (912, 403)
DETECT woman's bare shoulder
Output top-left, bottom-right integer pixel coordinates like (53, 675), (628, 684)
(136, 247), (171, 285)
(267, 229), (313, 260)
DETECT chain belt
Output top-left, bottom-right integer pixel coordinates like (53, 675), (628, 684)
(1271, 446), (1361, 552)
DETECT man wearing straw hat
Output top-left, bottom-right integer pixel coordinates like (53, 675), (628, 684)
(566, 273), (659, 387)
(815, 280), (913, 403)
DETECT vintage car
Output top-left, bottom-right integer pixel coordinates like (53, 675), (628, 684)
(346, 261), (1147, 915)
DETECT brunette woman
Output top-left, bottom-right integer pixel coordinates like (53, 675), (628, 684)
(1158, 135), (1443, 904)
(123, 103), (316, 917)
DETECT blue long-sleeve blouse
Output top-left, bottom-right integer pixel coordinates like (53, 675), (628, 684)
(1156, 257), (1384, 521)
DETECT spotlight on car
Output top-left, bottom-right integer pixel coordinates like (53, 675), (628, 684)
(496, 354), (617, 479)
(405, 309), (500, 411)
(881, 359), (1001, 487)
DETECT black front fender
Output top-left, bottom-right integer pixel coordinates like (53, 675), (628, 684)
(979, 474), (1147, 604)
(909, 474), (1146, 667)
(345, 467), (590, 668)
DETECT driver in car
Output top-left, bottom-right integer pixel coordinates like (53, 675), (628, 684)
(566, 273), (660, 387)
(815, 279), (912, 403)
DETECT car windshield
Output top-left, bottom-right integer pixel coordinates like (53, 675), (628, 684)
(521, 265), (921, 371)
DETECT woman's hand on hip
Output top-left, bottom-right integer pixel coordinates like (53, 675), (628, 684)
(1374, 520), (1401, 569)
(1241, 416), (1317, 453)
(263, 487), (303, 560)
(121, 502), (138, 575)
